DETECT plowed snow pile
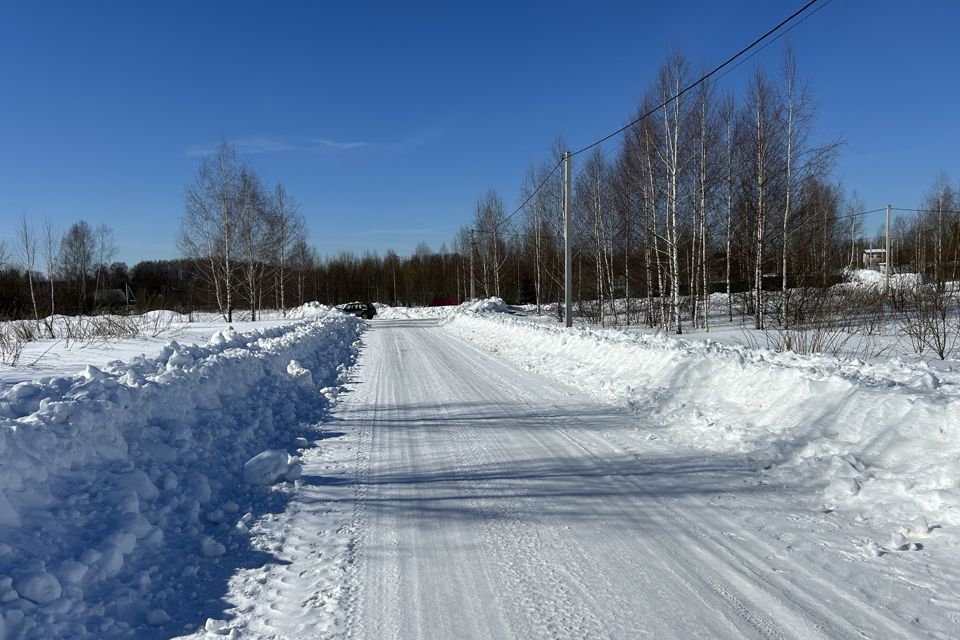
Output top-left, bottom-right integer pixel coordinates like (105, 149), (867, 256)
(0, 311), (362, 639)
(442, 302), (960, 531)
(374, 303), (460, 319)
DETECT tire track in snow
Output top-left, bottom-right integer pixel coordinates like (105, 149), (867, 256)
(399, 322), (597, 639)
(341, 339), (381, 640)
(440, 325), (925, 639)
(549, 421), (921, 639)
(437, 327), (824, 639)
(419, 357), (608, 640)
(432, 328), (732, 638)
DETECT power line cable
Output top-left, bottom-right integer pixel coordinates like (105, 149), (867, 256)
(777, 207), (884, 239)
(567, 0), (836, 205)
(569, 0), (833, 186)
(502, 0), (827, 224)
(713, 0), (834, 85)
(500, 157), (564, 226)
(569, 0), (821, 160)
(892, 207), (960, 215)
(471, 228), (539, 240)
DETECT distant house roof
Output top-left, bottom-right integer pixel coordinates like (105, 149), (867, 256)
(863, 248), (886, 254)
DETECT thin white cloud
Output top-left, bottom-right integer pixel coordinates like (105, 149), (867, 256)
(186, 135), (367, 157)
(355, 228), (450, 237)
(187, 129), (443, 157)
(308, 137), (366, 151)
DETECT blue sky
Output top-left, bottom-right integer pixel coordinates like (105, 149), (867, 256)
(1, 0), (957, 265)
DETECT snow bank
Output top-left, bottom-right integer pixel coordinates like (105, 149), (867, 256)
(286, 301), (335, 319)
(458, 297), (510, 314)
(376, 298), (512, 320)
(374, 303), (460, 320)
(0, 311), (362, 638)
(443, 310), (960, 530)
(842, 268), (923, 290)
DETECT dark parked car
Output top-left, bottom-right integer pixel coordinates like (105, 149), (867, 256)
(340, 301), (377, 320)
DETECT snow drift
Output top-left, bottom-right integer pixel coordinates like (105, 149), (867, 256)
(0, 311), (362, 638)
(374, 303), (459, 320)
(443, 305), (960, 530)
(375, 298), (511, 320)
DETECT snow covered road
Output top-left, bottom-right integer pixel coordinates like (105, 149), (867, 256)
(241, 318), (951, 640)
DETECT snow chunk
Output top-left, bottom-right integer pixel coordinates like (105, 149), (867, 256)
(98, 545), (125, 577)
(125, 469), (159, 501)
(146, 609), (171, 626)
(208, 326), (240, 346)
(201, 537), (225, 558)
(287, 359), (314, 386)
(205, 617), (232, 635)
(243, 450), (297, 485)
(0, 490), (21, 528)
(14, 571), (62, 605)
(57, 560), (88, 585)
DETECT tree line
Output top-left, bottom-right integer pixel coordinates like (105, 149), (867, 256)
(0, 214), (125, 326)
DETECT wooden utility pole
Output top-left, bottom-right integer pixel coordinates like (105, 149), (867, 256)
(469, 229), (477, 301)
(563, 151), (573, 328)
(885, 204), (892, 293)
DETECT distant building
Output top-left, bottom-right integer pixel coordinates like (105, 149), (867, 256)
(862, 248), (886, 270)
(93, 288), (127, 305)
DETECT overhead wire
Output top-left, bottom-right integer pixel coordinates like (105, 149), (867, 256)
(712, 0), (834, 85)
(568, 0), (835, 186)
(488, 0), (825, 232)
(892, 207), (960, 215)
(569, 0), (821, 159)
(499, 157), (564, 226)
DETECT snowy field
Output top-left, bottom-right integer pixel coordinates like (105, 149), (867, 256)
(499, 271), (959, 367)
(2, 298), (959, 638)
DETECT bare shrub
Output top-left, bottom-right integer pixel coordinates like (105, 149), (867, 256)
(67, 315), (172, 348)
(0, 326), (25, 366)
(140, 312), (179, 338)
(0, 321), (41, 365)
(743, 282), (898, 358)
(761, 324), (855, 357)
(1, 311), (183, 366)
(898, 283), (960, 360)
(12, 320), (40, 343)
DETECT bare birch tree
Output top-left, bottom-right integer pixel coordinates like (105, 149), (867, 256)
(93, 224), (117, 307)
(718, 93), (739, 323)
(42, 218), (58, 334)
(237, 168), (269, 320)
(654, 52), (693, 334)
(473, 188), (509, 298)
(745, 68), (782, 329)
(267, 183), (306, 314)
(180, 140), (240, 322)
(16, 211), (40, 322)
(60, 220), (95, 314)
